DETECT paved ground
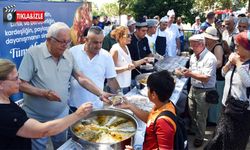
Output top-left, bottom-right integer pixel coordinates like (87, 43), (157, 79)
(188, 126), (215, 150)
(188, 126), (250, 150)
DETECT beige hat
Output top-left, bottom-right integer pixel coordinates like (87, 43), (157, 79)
(189, 34), (204, 41)
(203, 26), (219, 40)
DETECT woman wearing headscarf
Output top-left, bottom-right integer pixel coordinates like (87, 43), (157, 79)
(205, 31), (250, 150)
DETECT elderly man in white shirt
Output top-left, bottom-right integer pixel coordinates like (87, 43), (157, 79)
(222, 16), (239, 53)
(182, 34), (217, 147)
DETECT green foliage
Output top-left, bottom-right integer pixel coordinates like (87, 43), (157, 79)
(118, 0), (136, 15)
(194, 0), (248, 10)
(100, 3), (119, 16)
(131, 0), (196, 23)
(92, 3), (101, 16)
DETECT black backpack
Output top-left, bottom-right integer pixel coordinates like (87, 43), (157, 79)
(154, 110), (188, 150)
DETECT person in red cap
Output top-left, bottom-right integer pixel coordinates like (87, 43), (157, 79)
(205, 31), (250, 150)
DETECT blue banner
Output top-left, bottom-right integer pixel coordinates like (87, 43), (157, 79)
(0, 1), (82, 101)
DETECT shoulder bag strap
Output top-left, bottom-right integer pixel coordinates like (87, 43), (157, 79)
(243, 59), (250, 98)
(153, 110), (177, 149)
(227, 66), (236, 97)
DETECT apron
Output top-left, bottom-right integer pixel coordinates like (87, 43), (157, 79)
(155, 28), (167, 56)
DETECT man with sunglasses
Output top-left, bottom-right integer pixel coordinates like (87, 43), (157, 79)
(18, 22), (111, 150)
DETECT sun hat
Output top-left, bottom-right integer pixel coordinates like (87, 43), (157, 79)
(203, 26), (219, 40)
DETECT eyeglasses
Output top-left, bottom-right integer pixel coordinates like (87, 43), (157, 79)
(190, 42), (201, 48)
(0, 76), (19, 82)
(51, 37), (71, 46)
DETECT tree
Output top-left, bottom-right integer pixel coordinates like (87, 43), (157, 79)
(131, 0), (195, 23)
(117, 0), (136, 15)
(92, 3), (102, 16)
(100, 3), (119, 17)
(248, 0), (250, 12)
(194, 0), (248, 11)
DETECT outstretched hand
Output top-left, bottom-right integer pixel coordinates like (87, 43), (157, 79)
(127, 63), (136, 70)
(125, 145), (134, 150)
(114, 98), (131, 109)
(100, 91), (113, 104)
(45, 90), (61, 102)
(75, 102), (93, 118)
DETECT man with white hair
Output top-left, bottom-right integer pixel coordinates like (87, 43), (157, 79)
(166, 9), (181, 56)
(237, 17), (249, 32)
(18, 22), (111, 150)
(182, 34), (217, 147)
(192, 16), (201, 34)
(222, 16), (238, 52)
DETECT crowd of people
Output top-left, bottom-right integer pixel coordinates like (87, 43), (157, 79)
(1, 4), (250, 150)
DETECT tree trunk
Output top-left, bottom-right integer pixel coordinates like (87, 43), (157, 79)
(248, 0), (250, 12)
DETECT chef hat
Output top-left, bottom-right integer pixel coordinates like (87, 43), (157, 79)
(167, 9), (175, 17)
(135, 17), (148, 27)
(160, 16), (169, 23)
(146, 19), (158, 27)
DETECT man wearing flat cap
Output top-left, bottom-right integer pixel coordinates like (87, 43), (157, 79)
(182, 34), (217, 147)
(146, 19), (158, 53)
(127, 19), (152, 80)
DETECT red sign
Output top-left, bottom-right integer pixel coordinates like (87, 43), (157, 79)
(15, 11), (44, 22)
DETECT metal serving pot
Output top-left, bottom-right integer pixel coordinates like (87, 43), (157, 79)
(135, 72), (152, 89)
(70, 108), (138, 150)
